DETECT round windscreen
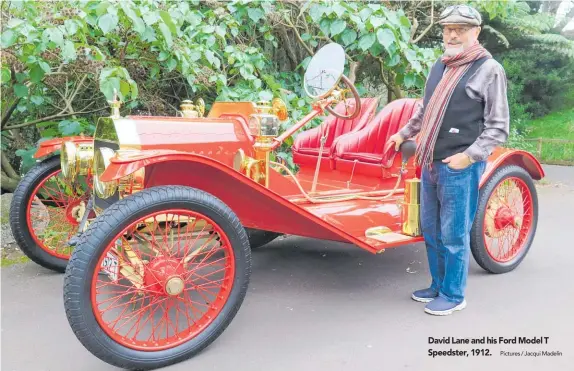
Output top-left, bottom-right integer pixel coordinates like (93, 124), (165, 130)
(303, 43), (345, 99)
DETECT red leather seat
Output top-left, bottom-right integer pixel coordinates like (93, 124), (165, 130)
(292, 98), (379, 168)
(333, 98), (421, 170)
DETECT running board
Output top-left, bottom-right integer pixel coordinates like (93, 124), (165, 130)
(360, 225), (424, 252)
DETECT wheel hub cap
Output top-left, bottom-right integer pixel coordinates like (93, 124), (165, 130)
(482, 177), (534, 264)
(65, 199), (84, 225)
(494, 207), (521, 230)
(144, 257), (185, 295)
(165, 276), (185, 296)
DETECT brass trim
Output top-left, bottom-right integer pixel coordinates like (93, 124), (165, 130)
(195, 98), (205, 117)
(401, 178), (421, 236)
(108, 89), (121, 119)
(93, 147), (118, 199)
(61, 141), (94, 182)
(233, 149), (246, 171)
(272, 98), (288, 121)
(118, 167), (145, 196)
(180, 98), (206, 118)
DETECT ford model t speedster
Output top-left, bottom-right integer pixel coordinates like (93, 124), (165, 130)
(26, 43), (547, 369)
(8, 98), (279, 272)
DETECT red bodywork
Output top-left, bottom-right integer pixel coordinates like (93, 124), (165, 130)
(98, 99), (545, 254)
(34, 136), (93, 159)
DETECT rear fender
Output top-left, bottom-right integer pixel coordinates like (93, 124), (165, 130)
(100, 150), (382, 252)
(480, 148), (545, 187)
(33, 136), (93, 159)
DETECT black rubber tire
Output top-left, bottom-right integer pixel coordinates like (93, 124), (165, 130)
(245, 228), (281, 249)
(9, 156), (70, 272)
(470, 165), (539, 274)
(63, 186), (251, 370)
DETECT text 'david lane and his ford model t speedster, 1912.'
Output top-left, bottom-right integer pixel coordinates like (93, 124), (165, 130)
(9, 43), (542, 370)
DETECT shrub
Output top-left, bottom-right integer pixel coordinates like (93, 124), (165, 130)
(499, 49), (574, 119)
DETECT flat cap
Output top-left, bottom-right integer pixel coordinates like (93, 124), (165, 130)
(438, 4), (482, 26)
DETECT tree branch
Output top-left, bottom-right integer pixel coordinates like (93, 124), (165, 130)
(284, 16), (314, 56)
(46, 100), (65, 111)
(411, 0), (434, 44)
(120, 37), (130, 62)
(1, 150), (19, 179)
(1, 171), (20, 191)
(377, 58), (392, 89)
(378, 58), (402, 100)
(68, 74), (88, 110)
(348, 61), (360, 84)
(1, 98), (21, 130)
(279, 26), (300, 68)
(3, 107), (109, 131)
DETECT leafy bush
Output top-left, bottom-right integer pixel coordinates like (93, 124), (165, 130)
(500, 49), (574, 119)
(1, 0), (440, 188)
(504, 125), (535, 152)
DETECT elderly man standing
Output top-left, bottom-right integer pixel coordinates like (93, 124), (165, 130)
(386, 5), (510, 316)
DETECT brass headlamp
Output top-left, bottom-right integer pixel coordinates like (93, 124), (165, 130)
(248, 114), (280, 137)
(93, 147), (118, 199)
(247, 98), (287, 138)
(180, 98), (205, 118)
(61, 141), (94, 182)
(236, 98), (288, 187)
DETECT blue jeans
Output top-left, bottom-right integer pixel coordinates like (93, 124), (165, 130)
(420, 160), (486, 304)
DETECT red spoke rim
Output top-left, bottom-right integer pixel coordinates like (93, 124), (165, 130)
(90, 209), (236, 351)
(26, 169), (86, 259)
(483, 177), (533, 263)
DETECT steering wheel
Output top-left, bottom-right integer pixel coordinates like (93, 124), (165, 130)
(324, 74), (361, 120)
(303, 43), (362, 121)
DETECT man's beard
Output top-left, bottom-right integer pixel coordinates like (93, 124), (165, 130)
(444, 44), (464, 57)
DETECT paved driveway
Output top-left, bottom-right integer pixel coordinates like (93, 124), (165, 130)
(2, 165), (573, 371)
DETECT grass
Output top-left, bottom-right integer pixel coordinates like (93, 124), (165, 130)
(523, 107), (574, 165)
(1, 255), (30, 267)
(1, 196), (10, 225)
(525, 107), (574, 140)
(0, 212), (8, 225)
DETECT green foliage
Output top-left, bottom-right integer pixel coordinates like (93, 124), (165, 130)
(2, 0), (571, 177)
(526, 34), (574, 59)
(2, 0), (445, 176)
(504, 126), (535, 153)
(525, 107), (574, 140)
(467, 0), (531, 21)
(15, 146), (38, 174)
(501, 49), (574, 119)
(519, 107), (574, 165)
(1, 0), (439, 115)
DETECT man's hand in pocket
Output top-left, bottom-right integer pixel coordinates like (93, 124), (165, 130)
(442, 153), (472, 170)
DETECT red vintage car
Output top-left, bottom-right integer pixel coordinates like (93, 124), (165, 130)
(8, 95), (281, 272)
(34, 43), (545, 369)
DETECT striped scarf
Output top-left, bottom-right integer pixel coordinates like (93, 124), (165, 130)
(415, 43), (492, 168)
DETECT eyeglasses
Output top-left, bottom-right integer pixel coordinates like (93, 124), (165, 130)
(442, 26), (473, 36)
(439, 5), (481, 22)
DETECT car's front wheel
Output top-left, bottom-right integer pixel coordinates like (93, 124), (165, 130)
(63, 185), (251, 369)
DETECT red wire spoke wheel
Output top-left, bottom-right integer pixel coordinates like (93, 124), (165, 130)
(9, 156), (89, 272)
(471, 165), (539, 274)
(63, 186), (251, 370)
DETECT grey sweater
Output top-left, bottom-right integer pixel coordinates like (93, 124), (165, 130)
(398, 58), (510, 162)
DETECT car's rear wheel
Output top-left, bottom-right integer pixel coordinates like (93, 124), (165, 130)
(9, 156), (88, 272)
(63, 185), (251, 370)
(470, 165), (538, 274)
